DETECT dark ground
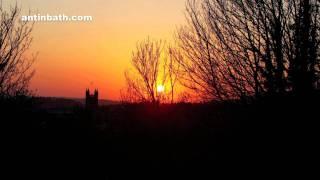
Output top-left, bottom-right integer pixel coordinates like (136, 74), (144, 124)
(1, 94), (318, 179)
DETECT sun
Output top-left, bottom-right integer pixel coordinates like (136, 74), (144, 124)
(157, 84), (165, 93)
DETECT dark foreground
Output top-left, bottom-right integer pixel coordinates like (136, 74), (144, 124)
(1, 95), (318, 179)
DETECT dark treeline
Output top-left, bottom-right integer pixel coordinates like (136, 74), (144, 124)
(2, 96), (318, 179)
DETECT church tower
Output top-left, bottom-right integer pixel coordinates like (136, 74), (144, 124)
(85, 89), (99, 109)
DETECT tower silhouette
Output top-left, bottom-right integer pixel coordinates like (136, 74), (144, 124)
(85, 89), (98, 109)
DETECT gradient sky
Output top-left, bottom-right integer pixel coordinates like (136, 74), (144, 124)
(6, 0), (186, 100)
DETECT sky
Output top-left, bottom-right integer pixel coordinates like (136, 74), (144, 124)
(4, 0), (186, 100)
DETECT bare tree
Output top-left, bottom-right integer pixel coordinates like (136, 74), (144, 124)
(165, 47), (181, 103)
(122, 38), (164, 104)
(288, 0), (320, 94)
(0, 3), (35, 97)
(174, 0), (320, 101)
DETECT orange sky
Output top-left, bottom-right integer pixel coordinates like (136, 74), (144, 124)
(8, 0), (186, 100)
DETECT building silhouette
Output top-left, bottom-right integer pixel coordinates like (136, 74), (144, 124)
(85, 89), (98, 109)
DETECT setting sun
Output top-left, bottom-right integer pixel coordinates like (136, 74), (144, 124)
(157, 85), (165, 93)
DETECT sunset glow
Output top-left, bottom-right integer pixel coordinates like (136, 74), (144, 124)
(8, 0), (186, 100)
(157, 85), (165, 93)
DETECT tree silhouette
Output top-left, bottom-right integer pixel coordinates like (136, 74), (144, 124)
(166, 46), (181, 103)
(0, 3), (35, 97)
(289, 0), (320, 95)
(121, 38), (184, 104)
(174, 0), (320, 101)
(121, 38), (165, 104)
